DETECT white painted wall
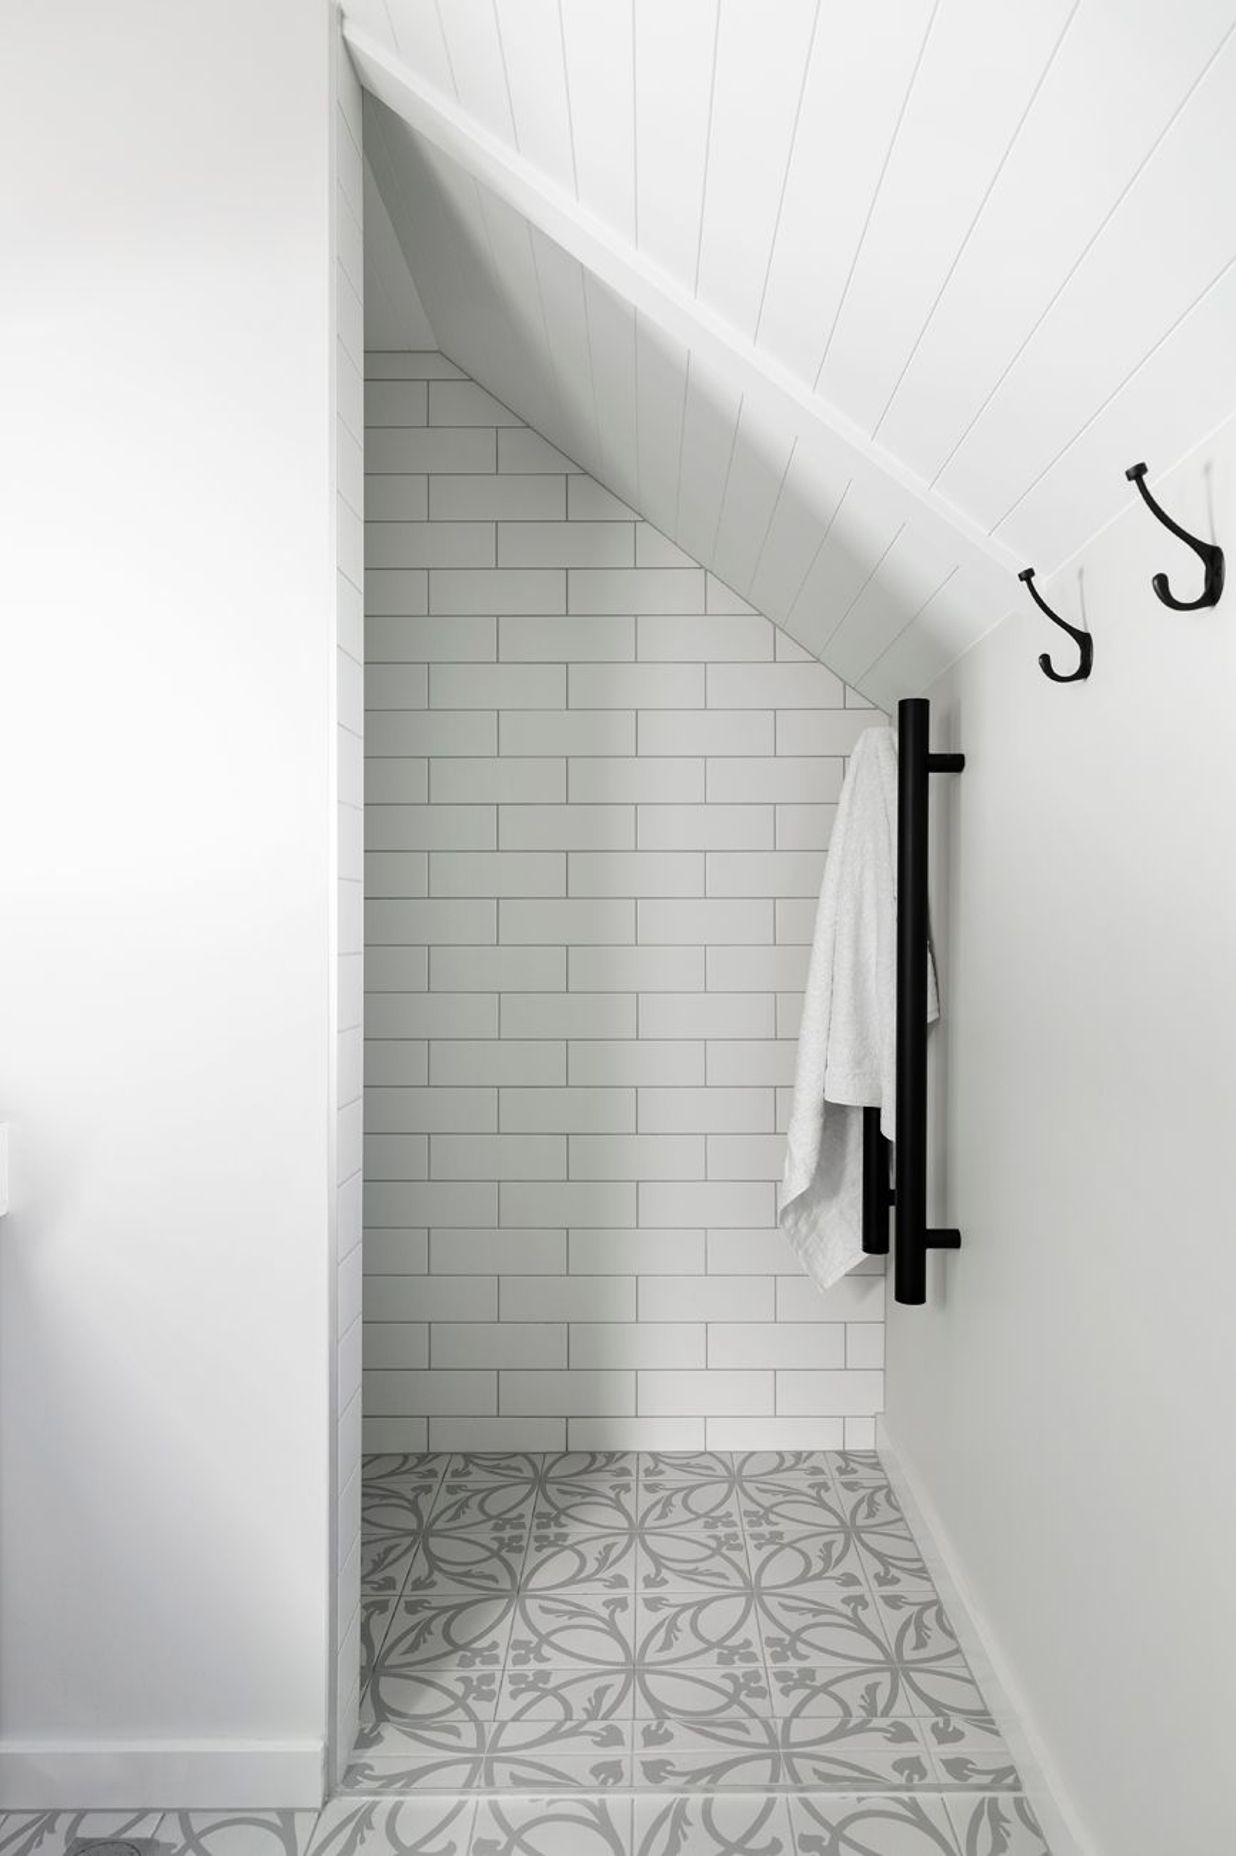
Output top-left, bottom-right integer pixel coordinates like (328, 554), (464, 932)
(885, 419), (1236, 1855)
(0, 0), (337, 1807)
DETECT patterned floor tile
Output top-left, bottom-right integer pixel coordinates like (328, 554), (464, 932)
(469, 1796), (632, 1855)
(633, 1793), (794, 1855)
(363, 1454), (448, 1488)
(756, 1585), (891, 1667)
(404, 1530), (529, 1598)
(942, 1795), (1050, 1856)
(633, 1714), (934, 1791)
(787, 1795), (962, 1854)
(635, 1592), (764, 1668)
(769, 1661), (990, 1724)
(522, 1524), (637, 1594)
(442, 1453), (544, 1486)
(735, 1451), (836, 1488)
(496, 1665), (774, 1723)
(361, 1533), (420, 1600)
(341, 1751), (630, 1794)
(640, 1453), (734, 1485)
(373, 1595), (514, 1673)
(541, 1452), (638, 1489)
(307, 1798), (474, 1856)
(365, 1664), (502, 1732)
(159, 1816), (318, 1856)
(508, 1593), (636, 1669)
(0, 1814), (166, 1856)
(426, 1483), (536, 1534)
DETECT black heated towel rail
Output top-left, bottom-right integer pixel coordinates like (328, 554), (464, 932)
(860, 698), (963, 1304)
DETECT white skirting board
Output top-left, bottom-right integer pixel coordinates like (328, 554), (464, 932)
(0, 1739), (326, 1810)
(876, 1418), (1095, 1856)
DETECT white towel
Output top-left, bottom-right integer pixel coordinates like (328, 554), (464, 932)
(779, 726), (938, 1290)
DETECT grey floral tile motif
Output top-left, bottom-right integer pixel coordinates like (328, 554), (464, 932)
(427, 1482), (536, 1535)
(638, 1482), (751, 1590)
(308, 1798), (474, 1856)
(362, 1531), (419, 1598)
(931, 1751), (1022, 1791)
(920, 1713), (1004, 1751)
(404, 1526), (528, 1598)
(770, 1656), (989, 1724)
(830, 1450), (892, 1490)
(533, 1485), (639, 1535)
(757, 1585), (889, 1667)
(497, 1665), (773, 1722)
(788, 1795), (962, 1854)
(341, 1749), (630, 1794)
(641, 1452), (735, 1485)
(361, 1594), (397, 1689)
(522, 1517), (638, 1594)
(365, 1662), (502, 1734)
(508, 1593), (635, 1669)
(0, 1814), (165, 1856)
(634, 1792), (795, 1855)
(735, 1451), (836, 1488)
(470, 1796), (632, 1855)
(875, 1593), (960, 1663)
(943, 1795), (1050, 1856)
(442, 1453), (544, 1486)
(634, 1714), (934, 1791)
(636, 1592), (763, 1668)
(160, 1815), (319, 1856)
(542, 1452), (637, 1489)
(373, 1594), (513, 1673)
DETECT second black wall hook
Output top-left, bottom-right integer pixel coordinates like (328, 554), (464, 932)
(1125, 461), (1224, 611)
(1019, 568), (1093, 683)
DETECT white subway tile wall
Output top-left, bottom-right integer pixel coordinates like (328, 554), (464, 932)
(362, 353), (886, 1456)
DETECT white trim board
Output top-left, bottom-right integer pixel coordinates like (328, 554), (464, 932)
(877, 1417), (1095, 1856)
(0, 1740), (326, 1811)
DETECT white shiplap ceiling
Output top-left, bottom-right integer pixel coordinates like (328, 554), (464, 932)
(345, 0), (1236, 704)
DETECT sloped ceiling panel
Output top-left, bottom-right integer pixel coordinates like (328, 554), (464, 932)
(347, 0), (1236, 701)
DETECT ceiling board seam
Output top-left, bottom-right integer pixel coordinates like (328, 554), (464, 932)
(555, 0), (581, 200)
(745, 437), (800, 590)
(526, 223), (582, 458)
(927, 16), (1236, 490)
(490, 0), (521, 154)
(870, 0), (1083, 441)
(810, 0), (941, 389)
(691, 0), (723, 297)
(804, 522), (907, 654)
(783, 478), (853, 621)
(707, 392), (746, 565)
(752, 0), (823, 344)
(431, 0), (460, 97)
(672, 349), (693, 538)
(860, 564), (963, 684)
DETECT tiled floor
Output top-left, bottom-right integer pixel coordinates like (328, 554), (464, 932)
(0, 1451), (1051, 1856)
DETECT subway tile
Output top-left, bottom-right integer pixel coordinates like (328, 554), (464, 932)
(707, 1132), (786, 1179)
(364, 1179), (497, 1231)
(777, 708), (883, 755)
(638, 710), (773, 756)
(571, 1416), (707, 1450)
(569, 1041), (704, 1086)
(639, 1371), (773, 1417)
(569, 945), (704, 992)
(366, 614), (496, 663)
(365, 351), (466, 379)
(430, 1041), (565, 1086)
(430, 379), (523, 424)
(706, 1416), (845, 1451)
(431, 568), (566, 616)
(567, 476), (636, 518)
(777, 1371), (884, 1416)
(844, 1416), (878, 1448)
(501, 710), (635, 757)
(364, 1086), (496, 1133)
(502, 1276), (637, 1323)
(499, 428), (582, 472)
(364, 1041), (428, 1086)
(430, 1134), (566, 1180)
(365, 520), (494, 569)
(364, 851), (428, 898)
(707, 756), (845, 804)
(432, 757), (564, 804)
(640, 1276), (775, 1322)
(430, 850), (565, 896)
(707, 850), (825, 898)
(640, 994), (774, 1041)
(430, 663), (565, 709)
(364, 1229), (429, 1275)
(367, 710), (496, 757)
(500, 1088), (635, 1134)
(637, 614), (773, 661)
(705, 574), (756, 614)
(775, 1274), (886, 1322)
(569, 1134), (704, 1180)
(430, 945), (565, 992)
(500, 614), (634, 662)
(365, 1369), (496, 1415)
(708, 662), (845, 709)
(338, 650), (365, 731)
(366, 993), (497, 1040)
(431, 1229), (566, 1274)
(569, 1229), (706, 1275)
(367, 804), (494, 850)
(339, 953), (364, 1026)
(431, 473), (566, 519)
(705, 1041), (799, 1086)
(501, 898), (635, 945)
(500, 804), (635, 850)
(568, 757), (704, 804)
(364, 1323), (429, 1369)
(776, 628), (815, 661)
(639, 1180), (776, 1227)
(775, 897), (819, 943)
(363, 379), (428, 425)
(777, 992), (806, 1038)
(365, 474), (429, 521)
(568, 568), (705, 614)
(502, 1180), (637, 1228)
(499, 520), (634, 567)
(637, 804), (773, 850)
(710, 1324), (845, 1369)
(847, 1324), (886, 1369)
(777, 803), (838, 850)
(706, 1229), (798, 1275)
(637, 898), (773, 945)
(634, 524), (695, 567)
(570, 1323), (704, 1369)
(431, 1416), (567, 1451)
(569, 851), (703, 897)
(364, 1415), (430, 1452)
(365, 898), (496, 945)
(501, 1370), (635, 1415)
(569, 664), (704, 709)
(706, 945), (811, 992)
(434, 1323), (567, 1368)
(502, 992), (635, 1039)
(366, 427), (496, 473)
(364, 1275), (496, 1321)
(638, 1087), (773, 1135)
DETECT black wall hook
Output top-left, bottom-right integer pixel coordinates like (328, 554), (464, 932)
(1125, 461), (1224, 610)
(1019, 567), (1093, 682)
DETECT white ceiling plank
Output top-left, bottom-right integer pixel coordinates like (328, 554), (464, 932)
(694, 0), (819, 335)
(633, 0), (719, 292)
(783, 493), (906, 662)
(560, 0), (636, 241)
(529, 227), (602, 464)
(747, 447), (849, 625)
(877, 0), (1236, 478)
(363, 150), (437, 348)
(635, 316), (690, 535)
(816, 0), (1079, 431)
(383, 0), (456, 92)
(473, 184), (571, 445)
(435, 0), (516, 143)
(942, 32), (1236, 540)
(493, 0), (577, 195)
(863, 613), (964, 710)
(345, 20), (1020, 595)
(754, 0), (935, 381)
(710, 398), (797, 599)
(824, 526), (967, 688)
(674, 358), (743, 570)
(583, 273), (641, 509)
